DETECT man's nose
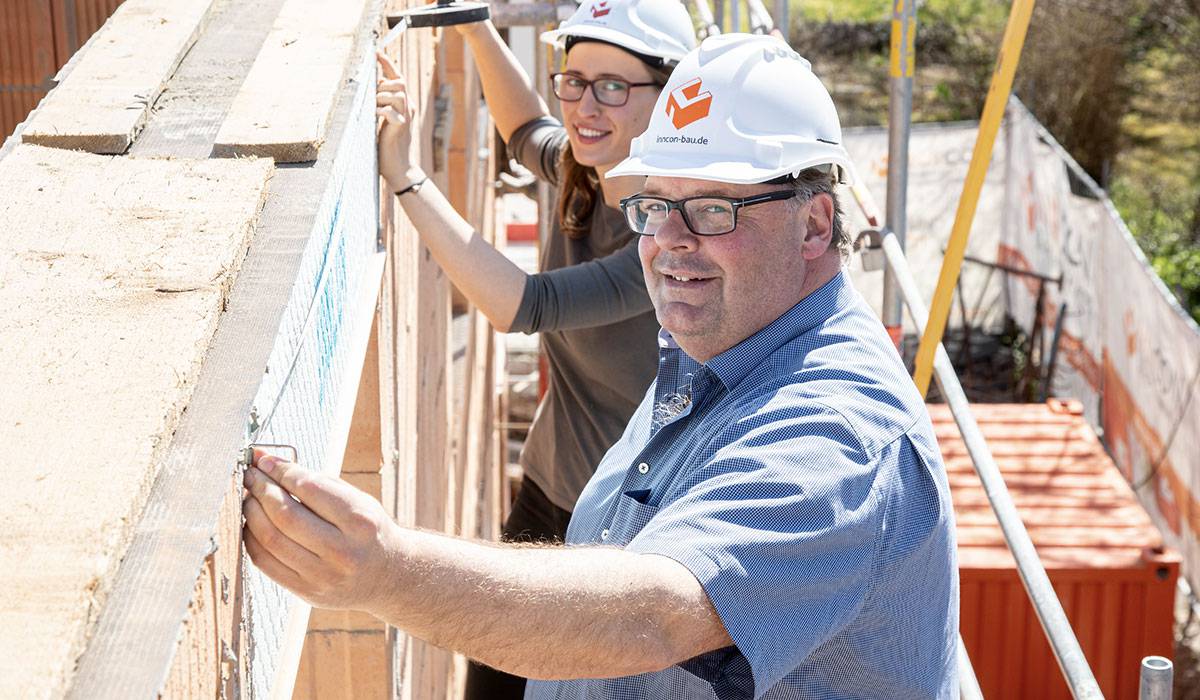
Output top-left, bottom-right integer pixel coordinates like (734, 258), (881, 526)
(653, 208), (699, 252)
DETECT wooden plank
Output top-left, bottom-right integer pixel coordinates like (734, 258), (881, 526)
(292, 629), (390, 699)
(342, 313), (384, 474)
(20, 0), (216, 153)
(53, 5), (385, 696)
(376, 10), (458, 697)
(212, 0), (370, 162)
(0, 144), (272, 699)
(293, 371), (387, 699)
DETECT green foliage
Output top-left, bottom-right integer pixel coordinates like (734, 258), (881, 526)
(794, 0), (888, 23)
(1110, 176), (1200, 322)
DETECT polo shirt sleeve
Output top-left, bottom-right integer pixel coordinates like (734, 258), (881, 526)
(625, 405), (884, 698)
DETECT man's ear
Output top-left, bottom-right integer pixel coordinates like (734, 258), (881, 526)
(801, 193), (835, 261)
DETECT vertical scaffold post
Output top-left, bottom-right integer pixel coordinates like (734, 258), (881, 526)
(1139, 656), (1173, 700)
(882, 0), (916, 353)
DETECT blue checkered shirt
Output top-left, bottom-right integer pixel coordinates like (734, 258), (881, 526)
(525, 272), (958, 700)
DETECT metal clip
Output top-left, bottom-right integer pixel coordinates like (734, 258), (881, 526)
(855, 228), (886, 272)
(239, 443), (299, 468)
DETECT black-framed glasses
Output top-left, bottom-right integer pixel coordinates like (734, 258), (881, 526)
(550, 72), (659, 107)
(619, 190), (799, 236)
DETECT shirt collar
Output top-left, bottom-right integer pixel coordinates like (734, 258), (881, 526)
(702, 271), (850, 390)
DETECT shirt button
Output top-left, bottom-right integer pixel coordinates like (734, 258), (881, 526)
(600, 529), (610, 540)
(637, 462), (650, 474)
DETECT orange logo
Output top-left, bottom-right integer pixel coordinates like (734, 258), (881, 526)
(590, 1), (610, 17)
(665, 78), (712, 129)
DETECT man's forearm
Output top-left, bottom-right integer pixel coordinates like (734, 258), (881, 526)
(369, 527), (733, 680)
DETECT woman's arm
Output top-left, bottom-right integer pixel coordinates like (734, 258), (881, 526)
(397, 180), (528, 332)
(456, 21), (551, 143)
(378, 54), (527, 332)
(510, 240), (654, 334)
(379, 55), (649, 335)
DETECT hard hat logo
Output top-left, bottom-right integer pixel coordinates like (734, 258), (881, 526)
(665, 78), (712, 129)
(590, 2), (611, 18)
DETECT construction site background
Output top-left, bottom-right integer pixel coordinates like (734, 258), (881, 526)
(788, 0), (1200, 326)
(3, 0), (1199, 696)
(6, 1), (1197, 320)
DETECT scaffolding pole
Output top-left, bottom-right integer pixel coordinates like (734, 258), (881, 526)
(881, 0), (916, 352)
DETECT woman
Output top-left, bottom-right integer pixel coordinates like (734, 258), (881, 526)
(376, 1), (695, 695)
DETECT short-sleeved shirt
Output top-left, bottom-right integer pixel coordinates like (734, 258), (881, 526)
(525, 272), (959, 699)
(507, 117), (661, 513)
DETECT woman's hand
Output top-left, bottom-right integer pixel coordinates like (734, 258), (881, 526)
(452, 17), (490, 38)
(376, 51), (427, 194)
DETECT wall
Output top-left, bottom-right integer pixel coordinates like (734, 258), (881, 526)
(1000, 97), (1200, 594)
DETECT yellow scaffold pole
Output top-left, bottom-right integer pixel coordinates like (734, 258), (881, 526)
(912, 0), (1036, 396)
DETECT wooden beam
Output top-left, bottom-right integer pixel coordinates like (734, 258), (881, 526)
(0, 145), (272, 698)
(212, 0), (371, 162)
(20, 0), (216, 153)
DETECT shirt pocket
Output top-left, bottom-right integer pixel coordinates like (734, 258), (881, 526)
(606, 491), (661, 546)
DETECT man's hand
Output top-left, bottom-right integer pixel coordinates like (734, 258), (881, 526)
(242, 450), (398, 612)
(376, 51), (427, 194)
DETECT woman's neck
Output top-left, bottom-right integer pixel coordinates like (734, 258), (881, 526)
(594, 162), (645, 210)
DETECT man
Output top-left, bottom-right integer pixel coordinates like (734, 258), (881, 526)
(243, 33), (958, 699)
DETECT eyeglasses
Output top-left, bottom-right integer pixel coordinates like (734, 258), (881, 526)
(550, 73), (659, 107)
(619, 189), (799, 236)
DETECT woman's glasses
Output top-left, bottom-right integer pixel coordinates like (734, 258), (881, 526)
(551, 73), (659, 107)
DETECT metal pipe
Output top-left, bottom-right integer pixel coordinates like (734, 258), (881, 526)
(745, 0), (774, 34)
(881, 232), (1104, 699)
(958, 635), (985, 700)
(489, 2), (575, 28)
(881, 0), (916, 352)
(1139, 656), (1173, 700)
(773, 0), (788, 41)
(912, 0), (1037, 396)
(960, 252), (1062, 285)
(730, 0), (741, 33)
(1041, 301), (1067, 402)
(689, 0), (721, 39)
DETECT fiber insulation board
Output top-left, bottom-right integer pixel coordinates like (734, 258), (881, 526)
(19, 0), (217, 154)
(212, 0), (372, 162)
(238, 50), (383, 698)
(0, 144), (273, 698)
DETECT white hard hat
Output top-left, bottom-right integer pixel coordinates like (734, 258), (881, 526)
(608, 33), (857, 185)
(540, 0), (696, 65)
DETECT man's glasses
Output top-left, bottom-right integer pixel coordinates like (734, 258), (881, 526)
(619, 190), (799, 236)
(550, 73), (659, 107)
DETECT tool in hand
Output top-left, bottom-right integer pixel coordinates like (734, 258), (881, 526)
(385, 0), (490, 39)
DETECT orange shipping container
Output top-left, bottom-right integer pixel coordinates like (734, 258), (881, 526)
(1, 0), (124, 139)
(933, 399), (1179, 699)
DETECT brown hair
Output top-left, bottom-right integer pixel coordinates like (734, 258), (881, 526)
(556, 57), (673, 239)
